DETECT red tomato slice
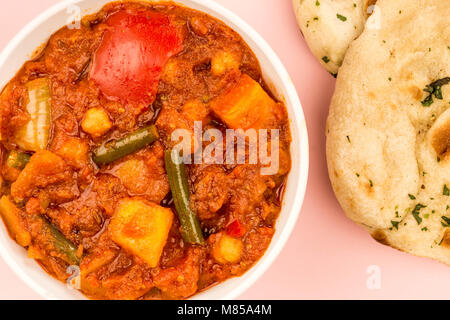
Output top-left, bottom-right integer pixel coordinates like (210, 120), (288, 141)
(90, 10), (183, 106)
(226, 220), (245, 238)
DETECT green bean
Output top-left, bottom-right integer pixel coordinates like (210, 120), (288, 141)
(164, 149), (204, 245)
(6, 150), (31, 170)
(37, 216), (80, 265)
(93, 125), (159, 165)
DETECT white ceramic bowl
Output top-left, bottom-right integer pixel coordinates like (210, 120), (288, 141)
(0, 0), (309, 300)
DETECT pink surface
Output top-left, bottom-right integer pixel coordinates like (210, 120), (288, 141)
(0, 0), (449, 300)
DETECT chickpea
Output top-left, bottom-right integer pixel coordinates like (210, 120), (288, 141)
(213, 233), (244, 264)
(81, 107), (112, 137)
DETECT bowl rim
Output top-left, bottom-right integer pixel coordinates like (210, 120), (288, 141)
(0, 0), (309, 300)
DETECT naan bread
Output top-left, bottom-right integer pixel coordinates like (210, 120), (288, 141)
(326, 0), (450, 264)
(293, 0), (376, 74)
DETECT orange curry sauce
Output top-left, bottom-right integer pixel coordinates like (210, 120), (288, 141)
(0, 1), (291, 299)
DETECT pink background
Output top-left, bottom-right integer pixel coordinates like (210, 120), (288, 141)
(0, 0), (449, 300)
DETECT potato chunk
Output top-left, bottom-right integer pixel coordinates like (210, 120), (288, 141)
(210, 74), (276, 130)
(0, 196), (31, 247)
(109, 198), (173, 267)
(211, 51), (240, 76)
(181, 100), (210, 124)
(212, 233), (243, 264)
(11, 150), (74, 202)
(54, 136), (89, 169)
(81, 107), (112, 137)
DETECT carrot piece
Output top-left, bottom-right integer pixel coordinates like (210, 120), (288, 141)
(210, 74), (276, 130)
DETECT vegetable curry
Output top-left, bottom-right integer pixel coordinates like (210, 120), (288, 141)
(0, 1), (291, 299)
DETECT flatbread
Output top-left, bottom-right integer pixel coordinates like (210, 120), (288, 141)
(293, 0), (376, 74)
(326, 0), (450, 264)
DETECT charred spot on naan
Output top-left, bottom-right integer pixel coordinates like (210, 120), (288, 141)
(364, 0), (378, 18)
(428, 108), (450, 161)
(408, 85), (424, 101)
(371, 229), (403, 252)
(371, 229), (390, 246)
(363, 179), (375, 196)
(440, 229), (450, 249)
